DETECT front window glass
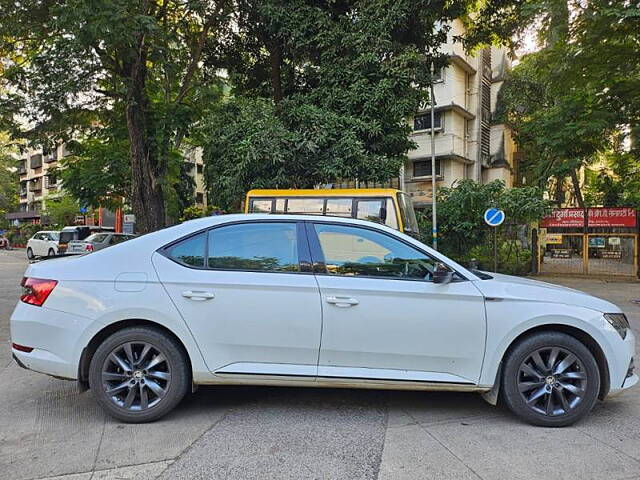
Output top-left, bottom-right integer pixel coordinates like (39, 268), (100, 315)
(314, 224), (438, 280)
(167, 232), (206, 267)
(49, 232), (59, 241)
(286, 198), (324, 215)
(208, 223), (299, 272)
(356, 199), (384, 224)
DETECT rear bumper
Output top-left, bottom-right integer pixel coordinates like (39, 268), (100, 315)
(10, 301), (95, 380)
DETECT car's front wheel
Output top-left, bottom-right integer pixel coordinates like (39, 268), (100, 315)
(26, 247), (34, 260)
(88, 326), (190, 423)
(502, 331), (600, 427)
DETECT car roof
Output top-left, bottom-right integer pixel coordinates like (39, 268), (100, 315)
(246, 188), (400, 197)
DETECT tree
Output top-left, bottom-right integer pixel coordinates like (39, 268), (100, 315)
(199, 0), (494, 209)
(0, 0), (229, 232)
(0, 132), (18, 225)
(473, 0), (640, 206)
(419, 180), (549, 272)
(44, 195), (79, 227)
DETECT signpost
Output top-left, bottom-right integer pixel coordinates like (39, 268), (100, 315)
(484, 208), (505, 272)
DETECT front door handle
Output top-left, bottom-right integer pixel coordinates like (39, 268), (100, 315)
(182, 290), (215, 301)
(326, 296), (359, 307)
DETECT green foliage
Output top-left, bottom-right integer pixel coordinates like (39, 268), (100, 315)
(200, 0), (494, 208)
(44, 195), (79, 227)
(419, 180), (549, 273)
(0, 133), (19, 226)
(491, 0), (640, 206)
(584, 152), (640, 209)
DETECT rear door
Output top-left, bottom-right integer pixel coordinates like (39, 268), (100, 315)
(153, 220), (323, 379)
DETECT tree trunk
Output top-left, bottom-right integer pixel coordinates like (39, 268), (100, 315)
(570, 169), (585, 208)
(124, 53), (166, 234)
(269, 42), (283, 104)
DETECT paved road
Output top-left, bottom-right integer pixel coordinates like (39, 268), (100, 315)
(1, 249), (640, 480)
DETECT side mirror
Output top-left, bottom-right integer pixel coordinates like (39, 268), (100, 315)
(432, 263), (453, 284)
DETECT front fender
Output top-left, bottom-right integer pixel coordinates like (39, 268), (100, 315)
(479, 301), (614, 388)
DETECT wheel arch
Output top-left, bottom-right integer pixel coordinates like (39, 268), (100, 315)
(499, 324), (610, 400)
(77, 318), (193, 391)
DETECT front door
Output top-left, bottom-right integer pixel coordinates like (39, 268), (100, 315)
(153, 221), (322, 379)
(307, 222), (486, 385)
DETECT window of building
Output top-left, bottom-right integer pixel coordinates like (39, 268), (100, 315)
(196, 164), (203, 174)
(313, 224), (439, 280)
(413, 159), (442, 178)
(413, 112), (443, 131)
(207, 223), (299, 272)
(166, 232), (206, 267)
(196, 192), (204, 205)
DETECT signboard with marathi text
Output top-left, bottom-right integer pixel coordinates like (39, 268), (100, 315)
(541, 207), (637, 228)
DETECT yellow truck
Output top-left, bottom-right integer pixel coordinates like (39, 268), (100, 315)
(244, 188), (420, 236)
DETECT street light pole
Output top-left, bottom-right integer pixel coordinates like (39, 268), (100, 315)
(430, 63), (438, 250)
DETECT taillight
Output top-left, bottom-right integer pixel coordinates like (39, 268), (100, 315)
(85, 244), (94, 252)
(12, 343), (34, 353)
(20, 277), (58, 307)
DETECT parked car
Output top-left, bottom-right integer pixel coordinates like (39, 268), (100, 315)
(57, 226), (92, 254)
(26, 231), (60, 259)
(66, 233), (136, 255)
(10, 214), (637, 425)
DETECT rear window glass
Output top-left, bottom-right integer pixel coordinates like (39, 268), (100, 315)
(166, 232), (206, 267)
(86, 233), (109, 243)
(59, 232), (74, 243)
(286, 198), (324, 215)
(207, 223), (298, 272)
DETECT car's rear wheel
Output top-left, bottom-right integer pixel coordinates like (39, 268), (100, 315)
(502, 331), (600, 427)
(26, 247), (34, 260)
(89, 326), (190, 423)
(47, 248), (55, 257)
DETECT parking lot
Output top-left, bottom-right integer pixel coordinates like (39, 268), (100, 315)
(1, 248), (640, 480)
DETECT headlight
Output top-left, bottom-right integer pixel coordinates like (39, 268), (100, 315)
(604, 313), (629, 339)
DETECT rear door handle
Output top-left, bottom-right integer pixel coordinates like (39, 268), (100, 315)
(182, 290), (215, 301)
(326, 296), (359, 307)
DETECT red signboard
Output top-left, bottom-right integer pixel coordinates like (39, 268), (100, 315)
(541, 208), (637, 228)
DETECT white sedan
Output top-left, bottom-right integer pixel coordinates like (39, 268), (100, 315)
(10, 214), (637, 425)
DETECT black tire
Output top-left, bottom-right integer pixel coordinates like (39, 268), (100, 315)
(26, 247), (34, 260)
(48, 248), (55, 257)
(502, 331), (600, 427)
(89, 326), (191, 423)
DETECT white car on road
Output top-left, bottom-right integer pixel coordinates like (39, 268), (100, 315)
(26, 230), (60, 259)
(10, 214), (637, 425)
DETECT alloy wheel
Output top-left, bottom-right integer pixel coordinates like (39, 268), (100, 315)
(517, 346), (587, 417)
(101, 342), (171, 411)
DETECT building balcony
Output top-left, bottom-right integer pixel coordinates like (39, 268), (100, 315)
(409, 133), (471, 164)
(44, 151), (58, 163)
(29, 179), (43, 192)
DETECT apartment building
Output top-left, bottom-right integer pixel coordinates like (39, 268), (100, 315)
(6, 144), (207, 226)
(7, 144), (67, 224)
(403, 19), (517, 207)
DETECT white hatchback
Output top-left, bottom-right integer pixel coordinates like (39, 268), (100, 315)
(10, 214), (637, 425)
(26, 230), (60, 259)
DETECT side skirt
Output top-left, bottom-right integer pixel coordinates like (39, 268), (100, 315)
(199, 373), (491, 393)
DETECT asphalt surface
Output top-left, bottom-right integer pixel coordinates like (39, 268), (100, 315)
(1, 248), (640, 480)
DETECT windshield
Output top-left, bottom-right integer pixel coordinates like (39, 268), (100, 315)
(49, 232), (59, 241)
(397, 192), (419, 234)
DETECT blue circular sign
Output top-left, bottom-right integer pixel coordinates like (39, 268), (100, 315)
(484, 208), (505, 227)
